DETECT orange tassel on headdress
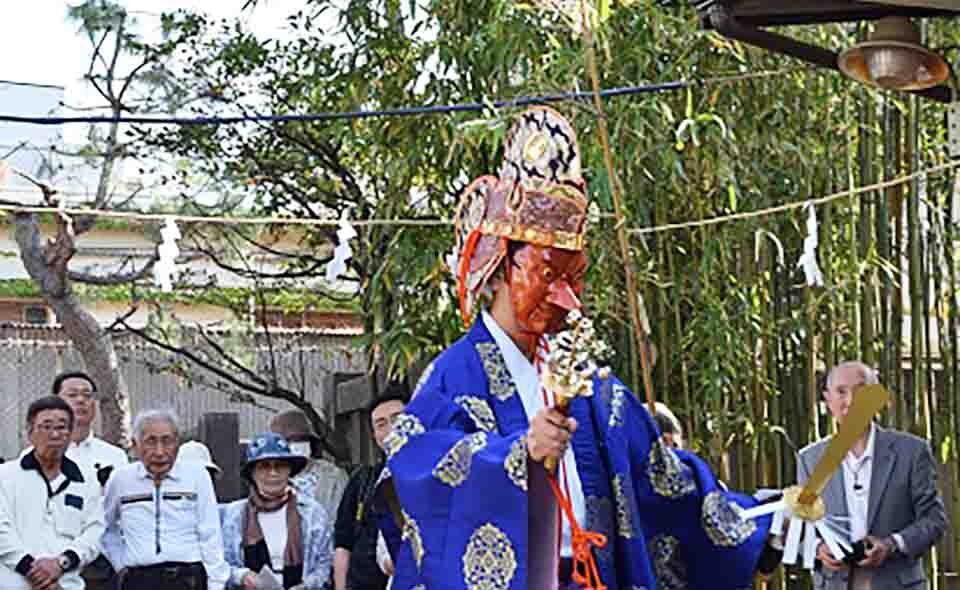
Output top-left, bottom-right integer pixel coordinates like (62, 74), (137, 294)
(457, 228), (483, 327)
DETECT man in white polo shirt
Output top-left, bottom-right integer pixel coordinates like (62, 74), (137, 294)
(103, 409), (229, 590)
(51, 372), (129, 483)
(0, 396), (105, 590)
(52, 371), (129, 590)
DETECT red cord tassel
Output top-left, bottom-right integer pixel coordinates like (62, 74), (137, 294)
(547, 473), (607, 590)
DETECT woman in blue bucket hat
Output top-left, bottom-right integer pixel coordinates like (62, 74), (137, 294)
(220, 432), (333, 589)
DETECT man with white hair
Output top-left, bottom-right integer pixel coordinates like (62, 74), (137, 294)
(102, 409), (229, 590)
(798, 361), (947, 590)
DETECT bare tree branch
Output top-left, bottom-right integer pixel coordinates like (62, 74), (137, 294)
(68, 255), (157, 285)
(113, 317), (345, 460)
(2, 141), (29, 161)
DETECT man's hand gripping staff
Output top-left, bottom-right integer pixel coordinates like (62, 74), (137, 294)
(532, 310), (611, 590)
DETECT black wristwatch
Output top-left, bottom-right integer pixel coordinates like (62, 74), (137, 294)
(58, 551), (80, 572)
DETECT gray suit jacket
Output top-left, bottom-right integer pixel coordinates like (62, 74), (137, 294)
(797, 427), (947, 590)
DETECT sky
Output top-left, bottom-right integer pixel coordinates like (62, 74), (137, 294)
(0, 1), (290, 89)
(0, 1), (296, 204)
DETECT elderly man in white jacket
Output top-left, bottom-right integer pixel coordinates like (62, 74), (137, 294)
(0, 396), (105, 590)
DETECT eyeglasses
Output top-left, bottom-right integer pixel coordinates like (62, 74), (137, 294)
(140, 436), (178, 449)
(34, 423), (70, 434)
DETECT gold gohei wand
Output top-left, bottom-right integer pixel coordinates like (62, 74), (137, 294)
(540, 310), (610, 472)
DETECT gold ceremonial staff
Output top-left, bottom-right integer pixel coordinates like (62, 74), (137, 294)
(784, 384), (891, 521)
(540, 311), (609, 473)
(736, 383), (891, 568)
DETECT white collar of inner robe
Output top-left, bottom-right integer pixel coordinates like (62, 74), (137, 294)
(481, 309), (586, 558)
(482, 310), (541, 419)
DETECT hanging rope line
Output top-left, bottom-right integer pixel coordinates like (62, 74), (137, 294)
(2, 157), (957, 232)
(0, 67), (810, 126)
(628, 159), (960, 235)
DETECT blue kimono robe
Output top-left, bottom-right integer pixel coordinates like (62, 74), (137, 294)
(380, 319), (772, 590)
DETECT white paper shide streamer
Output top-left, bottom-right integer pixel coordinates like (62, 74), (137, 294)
(155, 217), (181, 293)
(797, 202), (824, 287)
(738, 486), (851, 569)
(325, 218), (358, 282)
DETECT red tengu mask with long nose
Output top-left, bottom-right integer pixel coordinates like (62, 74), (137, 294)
(506, 243), (587, 337)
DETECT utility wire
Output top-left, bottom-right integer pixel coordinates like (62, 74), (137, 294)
(0, 68), (810, 127)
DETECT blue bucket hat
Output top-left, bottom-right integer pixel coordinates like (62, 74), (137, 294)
(241, 432), (308, 481)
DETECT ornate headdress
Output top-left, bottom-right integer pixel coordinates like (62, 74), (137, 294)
(451, 107), (589, 323)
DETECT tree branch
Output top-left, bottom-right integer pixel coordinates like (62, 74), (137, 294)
(68, 255), (158, 285)
(114, 317), (345, 460)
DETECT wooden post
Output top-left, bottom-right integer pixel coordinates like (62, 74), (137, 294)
(199, 412), (243, 502)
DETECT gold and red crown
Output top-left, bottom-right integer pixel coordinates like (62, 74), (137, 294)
(451, 107), (588, 323)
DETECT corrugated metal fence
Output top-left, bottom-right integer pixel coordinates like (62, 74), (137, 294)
(0, 325), (366, 459)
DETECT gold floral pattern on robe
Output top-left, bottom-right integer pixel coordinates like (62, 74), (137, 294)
(504, 436), (527, 491)
(608, 383), (627, 428)
(411, 361), (435, 400)
(401, 509), (425, 570)
(432, 433), (489, 487)
(648, 535), (687, 590)
(701, 491), (757, 547)
(612, 474), (639, 539)
(384, 413), (426, 459)
(454, 395), (498, 433)
(475, 342), (515, 401)
(647, 439), (696, 498)
(462, 523), (517, 590)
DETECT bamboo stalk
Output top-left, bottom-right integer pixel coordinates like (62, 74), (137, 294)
(579, 2), (656, 415)
(879, 95), (895, 389)
(858, 93), (875, 364)
(893, 103), (906, 429)
(907, 86), (923, 435)
(931, 172), (953, 590)
(945, 169), (960, 585)
(672, 247), (693, 446)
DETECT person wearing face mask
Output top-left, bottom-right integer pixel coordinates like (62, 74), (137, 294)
(269, 411), (348, 526)
(220, 433), (333, 589)
(333, 385), (408, 590)
(376, 107), (778, 590)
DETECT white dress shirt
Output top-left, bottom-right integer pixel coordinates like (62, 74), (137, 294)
(483, 311), (587, 558)
(841, 423), (876, 542)
(102, 461), (229, 590)
(840, 423), (906, 551)
(67, 432), (129, 476)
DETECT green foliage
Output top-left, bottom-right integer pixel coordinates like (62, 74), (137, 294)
(134, 2), (960, 490)
(0, 278), (356, 313)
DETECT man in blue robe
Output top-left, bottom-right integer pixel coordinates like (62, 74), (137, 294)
(378, 107), (774, 590)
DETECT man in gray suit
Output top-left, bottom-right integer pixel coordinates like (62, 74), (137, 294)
(798, 361), (947, 589)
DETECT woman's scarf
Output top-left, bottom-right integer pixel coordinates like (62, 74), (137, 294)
(242, 486), (305, 589)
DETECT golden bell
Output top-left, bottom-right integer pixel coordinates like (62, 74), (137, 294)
(838, 17), (949, 91)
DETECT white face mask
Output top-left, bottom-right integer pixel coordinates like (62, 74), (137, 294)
(289, 442), (312, 458)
